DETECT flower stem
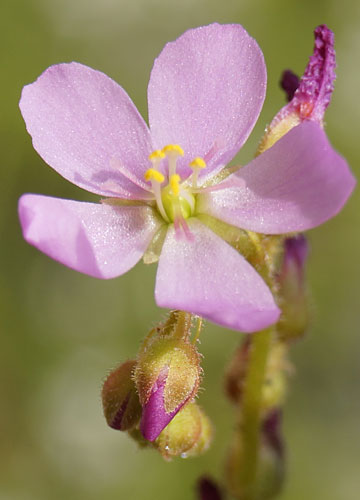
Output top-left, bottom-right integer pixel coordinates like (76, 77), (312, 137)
(239, 327), (273, 499)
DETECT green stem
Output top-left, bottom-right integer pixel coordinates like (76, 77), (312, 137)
(240, 327), (273, 499)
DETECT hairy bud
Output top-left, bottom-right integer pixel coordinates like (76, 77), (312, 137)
(102, 360), (142, 431)
(134, 311), (202, 441)
(154, 402), (212, 460)
(277, 235), (309, 340)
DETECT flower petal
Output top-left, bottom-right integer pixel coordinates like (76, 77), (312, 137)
(155, 219), (280, 333)
(148, 23), (266, 177)
(19, 63), (152, 198)
(140, 369), (184, 442)
(18, 194), (162, 279)
(197, 122), (356, 234)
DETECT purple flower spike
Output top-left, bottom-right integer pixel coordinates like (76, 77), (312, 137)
(291, 25), (336, 122)
(18, 24), (354, 333)
(274, 25), (336, 127)
(140, 369), (188, 442)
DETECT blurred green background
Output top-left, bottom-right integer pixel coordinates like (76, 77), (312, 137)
(1, 0), (359, 499)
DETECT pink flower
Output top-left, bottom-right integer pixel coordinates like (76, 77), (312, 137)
(18, 24), (355, 333)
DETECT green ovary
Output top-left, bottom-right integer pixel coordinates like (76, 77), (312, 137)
(161, 185), (195, 222)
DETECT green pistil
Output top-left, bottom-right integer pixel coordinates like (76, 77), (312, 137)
(161, 185), (195, 222)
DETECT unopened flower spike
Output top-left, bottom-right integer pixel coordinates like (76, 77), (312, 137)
(18, 23), (354, 333)
(134, 311), (202, 442)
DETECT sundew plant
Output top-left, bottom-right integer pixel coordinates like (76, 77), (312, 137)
(18, 23), (355, 500)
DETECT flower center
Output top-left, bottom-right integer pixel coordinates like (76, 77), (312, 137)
(144, 145), (206, 226)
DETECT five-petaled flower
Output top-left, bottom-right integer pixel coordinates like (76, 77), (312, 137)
(18, 23), (355, 333)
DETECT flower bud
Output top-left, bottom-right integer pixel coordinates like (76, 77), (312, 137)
(101, 359), (142, 431)
(154, 402), (212, 460)
(134, 311), (202, 441)
(277, 235), (309, 340)
(225, 409), (285, 499)
(280, 70), (300, 102)
(225, 340), (287, 411)
(254, 410), (285, 500)
(258, 25), (336, 155)
(224, 338), (250, 404)
(262, 343), (288, 411)
(196, 476), (223, 500)
(184, 406), (213, 457)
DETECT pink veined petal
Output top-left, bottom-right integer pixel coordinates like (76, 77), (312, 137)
(148, 23), (266, 178)
(197, 121), (356, 234)
(18, 194), (162, 279)
(140, 368), (187, 442)
(19, 62), (152, 198)
(155, 219), (280, 333)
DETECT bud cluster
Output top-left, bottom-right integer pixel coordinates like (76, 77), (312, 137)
(101, 311), (212, 460)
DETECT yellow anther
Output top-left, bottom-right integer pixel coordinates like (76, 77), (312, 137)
(162, 144), (184, 157)
(170, 174), (181, 196)
(149, 149), (165, 161)
(189, 157), (206, 169)
(144, 168), (165, 184)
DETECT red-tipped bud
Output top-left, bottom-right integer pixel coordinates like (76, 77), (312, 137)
(101, 360), (142, 431)
(134, 311), (202, 441)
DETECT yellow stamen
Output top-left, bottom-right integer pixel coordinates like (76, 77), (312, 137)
(144, 168), (165, 184)
(162, 144), (184, 178)
(189, 157), (206, 169)
(148, 149), (165, 161)
(162, 144), (184, 157)
(189, 156), (206, 188)
(144, 168), (169, 222)
(170, 174), (181, 196)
